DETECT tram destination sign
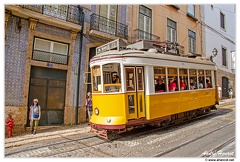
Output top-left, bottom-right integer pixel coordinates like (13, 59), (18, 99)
(96, 38), (126, 55)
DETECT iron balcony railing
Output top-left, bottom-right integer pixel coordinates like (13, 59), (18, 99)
(90, 13), (128, 39)
(32, 50), (68, 65)
(19, 5), (83, 25)
(132, 29), (160, 43)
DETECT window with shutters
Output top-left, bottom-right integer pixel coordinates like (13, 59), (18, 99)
(167, 18), (177, 42)
(188, 30), (196, 54)
(222, 47), (227, 66)
(220, 12), (226, 30)
(139, 5), (152, 40)
(188, 5), (195, 17)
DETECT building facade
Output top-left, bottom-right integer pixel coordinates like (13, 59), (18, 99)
(5, 5), (129, 133)
(5, 5), (84, 132)
(201, 4), (236, 98)
(128, 5), (202, 56)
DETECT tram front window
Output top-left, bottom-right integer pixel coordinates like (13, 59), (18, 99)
(102, 63), (122, 93)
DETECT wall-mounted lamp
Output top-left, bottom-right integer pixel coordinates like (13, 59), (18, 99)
(212, 48), (218, 57)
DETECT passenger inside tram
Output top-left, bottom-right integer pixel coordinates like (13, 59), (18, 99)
(169, 77), (177, 92)
(198, 77), (204, 89)
(180, 78), (186, 90)
(206, 79), (211, 88)
(190, 78), (197, 89)
(155, 77), (166, 92)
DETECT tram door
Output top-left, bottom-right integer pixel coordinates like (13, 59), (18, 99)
(125, 67), (145, 120)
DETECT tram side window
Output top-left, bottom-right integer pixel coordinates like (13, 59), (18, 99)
(189, 69), (197, 89)
(154, 67), (166, 92)
(102, 63), (122, 93)
(179, 69), (188, 90)
(205, 70), (212, 88)
(168, 68), (178, 92)
(198, 69), (205, 89)
(92, 65), (102, 93)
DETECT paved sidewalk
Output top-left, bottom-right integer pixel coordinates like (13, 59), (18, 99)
(5, 122), (91, 148)
(5, 98), (235, 148)
(219, 98), (235, 105)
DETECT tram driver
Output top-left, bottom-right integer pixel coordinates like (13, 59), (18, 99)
(112, 75), (119, 84)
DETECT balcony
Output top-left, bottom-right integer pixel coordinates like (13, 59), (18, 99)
(32, 50), (68, 65)
(132, 29), (160, 43)
(90, 13), (128, 40)
(19, 5), (82, 25)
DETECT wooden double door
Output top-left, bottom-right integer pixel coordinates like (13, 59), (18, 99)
(28, 66), (66, 126)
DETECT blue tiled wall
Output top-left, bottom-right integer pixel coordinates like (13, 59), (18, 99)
(36, 23), (70, 39)
(120, 5), (127, 25)
(91, 5), (96, 13)
(70, 33), (89, 107)
(5, 17), (28, 106)
(82, 8), (91, 24)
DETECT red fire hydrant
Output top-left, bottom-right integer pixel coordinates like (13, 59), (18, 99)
(6, 114), (14, 138)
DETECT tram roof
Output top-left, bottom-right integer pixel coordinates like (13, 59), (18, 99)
(90, 49), (216, 66)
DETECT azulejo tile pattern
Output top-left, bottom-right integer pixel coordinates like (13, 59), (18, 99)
(5, 5), (128, 109)
(36, 23), (70, 39)
(120, 5), (127, 25)
(5, 17), (28, 106)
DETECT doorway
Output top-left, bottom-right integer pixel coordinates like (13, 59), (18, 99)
(222, 77), (229, 98)
(27, 66), (67, 126)
(125, 66), (145, 120)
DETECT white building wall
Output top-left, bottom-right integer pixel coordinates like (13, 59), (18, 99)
(202, 4), (236, 74)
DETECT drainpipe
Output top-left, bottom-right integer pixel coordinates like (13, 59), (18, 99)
(75, 6), (85, 125)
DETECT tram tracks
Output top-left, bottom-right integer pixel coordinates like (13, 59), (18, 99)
(37, 136), (113, 157)
(108, 110), (218, 141)
(199, 137), (235, 157)
(152, 121), (235, 157)
(5, 112), (215, 157)
(5, 134), (99, 157)
(5, 107), (234, 157)
(107, 105), (233, 142)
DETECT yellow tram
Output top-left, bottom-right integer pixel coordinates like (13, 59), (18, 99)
(89, 39), (220, 139)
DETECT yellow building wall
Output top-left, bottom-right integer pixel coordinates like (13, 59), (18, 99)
(130, 5), (202, 55)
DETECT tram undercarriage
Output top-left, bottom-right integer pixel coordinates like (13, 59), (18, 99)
(90, 106), (217, 140)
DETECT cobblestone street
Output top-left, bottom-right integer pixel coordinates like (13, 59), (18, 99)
(5, 99), (235, 158)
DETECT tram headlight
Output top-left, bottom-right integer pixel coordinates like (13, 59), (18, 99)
(94, 108), (99, 115)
